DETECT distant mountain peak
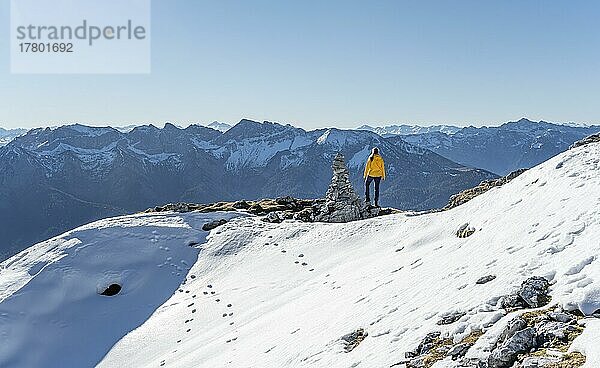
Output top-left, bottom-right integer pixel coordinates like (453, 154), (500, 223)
(206, 121), (232, 132)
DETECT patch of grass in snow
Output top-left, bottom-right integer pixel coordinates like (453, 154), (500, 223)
(521, 309), (550, 326)
(420, 337), (454, 367)
(519, 308), (586, 366)
(460, 330), (484, 346)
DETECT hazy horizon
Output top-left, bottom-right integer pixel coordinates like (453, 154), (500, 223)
(2, 116), (599, 132)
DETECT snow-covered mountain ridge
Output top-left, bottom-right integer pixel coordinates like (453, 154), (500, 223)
(396, 118), (600, 175)
(358, 124), (462, 136)
(0, 139), (598, 367)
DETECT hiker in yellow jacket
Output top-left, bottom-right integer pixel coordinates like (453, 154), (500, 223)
(363, 147), (386, 207)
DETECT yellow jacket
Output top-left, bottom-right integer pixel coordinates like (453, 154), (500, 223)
(364, 154), (386, 179)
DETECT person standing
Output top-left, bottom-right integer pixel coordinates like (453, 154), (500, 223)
(363, 147), (386, 207)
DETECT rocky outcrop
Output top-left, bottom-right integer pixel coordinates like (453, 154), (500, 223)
(313, 153), (381, 223)
(402, 308), (585, 368)
(569, 132), (600, 149)
(487, 308), (585, 368)
(519, 277), (551, 308)
(340, 328), (368, 353)
(399, 276), (586, 368)
(457, 223), (476, 238)
(437, 311), (466, 326)
(400, 331), (480, 367)
(488, 327), (537, 368)
(442, 168), (528, 211)
(500, 277), (551, 310)
(476, 275), (497, 285)
(147, 197), (316, 218)
(202, 219), (228, 231)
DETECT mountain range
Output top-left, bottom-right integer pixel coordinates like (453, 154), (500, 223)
(363, 118), (600, 175)
(358, 124), (461, 136)
(0, 120), (493, 260)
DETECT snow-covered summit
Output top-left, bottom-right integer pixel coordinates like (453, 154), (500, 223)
(206, 121), (232, 132)
(0, 142), (598, 367)
(358, 124), (462, 137)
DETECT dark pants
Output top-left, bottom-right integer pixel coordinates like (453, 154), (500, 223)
(365, 176), (381, 205)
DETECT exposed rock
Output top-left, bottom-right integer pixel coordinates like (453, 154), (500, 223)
(517, 356), (560, 368)
(275, 196), (302, 210)
(535, 320), (580, 347)
(314, 153), (380, 223)
(151, 202), (192, 213)
(447, 343), (471, 359)
(405, 331), (457, 368)
(476, 275), (497, 285)
(519, 277), (550, 308)
(232, 200), (251, 209)
(500, 294), (528, 310)
(405, 356), (426, 368)
(499, 277), (551, 311)
(497, 317), (527, 346)
(437, 311), (466, 325)
(340, 328), (368, 353)
(262, 212), (286, 224)
(416, 331), (442, 356)
(148, 194), (395, 225)
(488, 327), (537, 368)
(443, 168), (528, 210)
(202, 219), (228, 231)
(547, 312), (576, 324)
(569, 132), (600, 149)
(248, 203), (265, 215)
(293, 208), (315, 222)
(100, 283), (122, 296)
(457, 223), (476, 238)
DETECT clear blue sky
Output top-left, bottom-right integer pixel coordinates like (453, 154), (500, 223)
(1, 0), (599, 130)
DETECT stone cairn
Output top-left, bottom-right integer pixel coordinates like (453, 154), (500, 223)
(314, 153), (379, 223)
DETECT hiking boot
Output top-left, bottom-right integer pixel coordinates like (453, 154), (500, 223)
(365, 198), (371, 206)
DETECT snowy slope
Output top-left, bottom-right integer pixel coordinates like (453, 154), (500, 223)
(0, 127), (27, 146)
(0, 143), (599, 368)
